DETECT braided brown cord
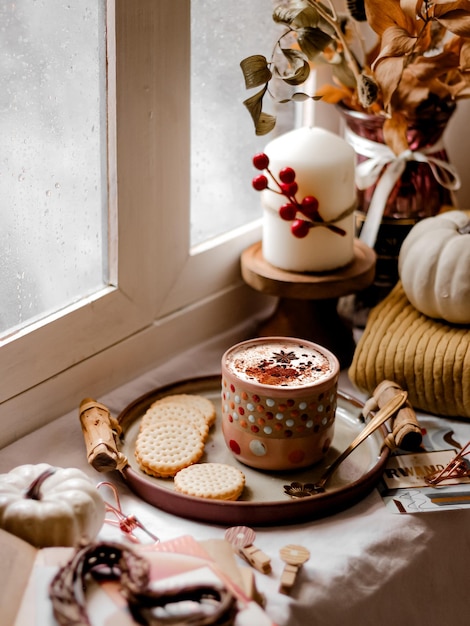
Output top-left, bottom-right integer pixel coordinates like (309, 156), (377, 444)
(49, 541), (237, 626)
(124, 582), (238, 626)
(49, 542), (150, 626)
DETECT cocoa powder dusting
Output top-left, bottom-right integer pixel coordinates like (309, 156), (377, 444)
(228, 342), (333, 387)
(246, 364), (298, 386)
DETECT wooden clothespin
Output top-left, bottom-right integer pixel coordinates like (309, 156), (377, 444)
(224, 526), (272, 574)
(279, 544), (310, 595)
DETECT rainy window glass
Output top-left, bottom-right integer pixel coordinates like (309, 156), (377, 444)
(190, 0), (294, 247)
(0, 0), (108, 335)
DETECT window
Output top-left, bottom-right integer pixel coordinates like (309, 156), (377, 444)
(1, 0), (108, 335)
(0, 1), (279, 446)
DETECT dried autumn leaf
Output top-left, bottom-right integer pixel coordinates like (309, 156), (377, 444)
(431, 1), (470, 37)
(242, 86), (276, 136)
(240, 55), (272, 90)
(437, 13), (470, 35)
(373, 59), (404, 109)
(374, 26), (419, 61)
(254, 112), (277, 136)
(460, 39), (470, 68)
(364, 0), (418, 36)
(400, 0), (420, 18)
(278, 92), (322, 103)
(273, 2), (321, 29)
(276, 48), (311, 85)
(403, 49), (461, 82)
(383, 112), (409, 155)
(372, 25), (422, 108)
(395, 79), (430, 111)
(297, 26), (335, 60)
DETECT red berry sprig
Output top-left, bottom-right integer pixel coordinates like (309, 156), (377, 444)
(251, 152), (345, 239)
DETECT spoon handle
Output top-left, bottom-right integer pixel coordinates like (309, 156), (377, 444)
(319, 390), (408, 487)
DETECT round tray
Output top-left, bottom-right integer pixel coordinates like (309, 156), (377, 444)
(115, 376), (390, 526)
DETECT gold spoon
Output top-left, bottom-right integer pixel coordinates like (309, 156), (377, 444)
(307, 390), (408, 494)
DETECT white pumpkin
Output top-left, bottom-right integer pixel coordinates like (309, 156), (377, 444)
(398, 210), (470, 324)
(0, 463), (105, 547)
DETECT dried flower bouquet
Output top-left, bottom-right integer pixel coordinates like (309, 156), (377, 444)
(241, 0), (470, 154)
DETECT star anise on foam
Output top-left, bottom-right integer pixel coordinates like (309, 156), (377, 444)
(272, 350), (297, 364)
(283, 482), (318, 499)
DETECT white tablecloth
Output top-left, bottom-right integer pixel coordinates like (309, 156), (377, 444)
(1, 323), (469, 626)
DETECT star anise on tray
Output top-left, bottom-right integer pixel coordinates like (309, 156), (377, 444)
(283, 482), (317, 499)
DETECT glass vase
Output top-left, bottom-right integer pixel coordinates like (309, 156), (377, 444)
(339, 103), (457, 317)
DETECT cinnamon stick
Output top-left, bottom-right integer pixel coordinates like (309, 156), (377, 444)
(370, 380), (422, 451)
(79, 398), (127, 472)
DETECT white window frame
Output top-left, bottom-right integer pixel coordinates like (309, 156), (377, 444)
(0, 0), (269, 447)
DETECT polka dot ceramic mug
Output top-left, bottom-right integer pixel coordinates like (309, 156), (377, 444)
(221, 337), (340, 471)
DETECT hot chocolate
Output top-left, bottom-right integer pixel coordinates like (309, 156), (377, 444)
(224, 340), (333, 388)
(221, 337), (340, 470)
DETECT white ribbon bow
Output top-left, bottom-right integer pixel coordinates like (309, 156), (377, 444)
(345, 128), (461, 248)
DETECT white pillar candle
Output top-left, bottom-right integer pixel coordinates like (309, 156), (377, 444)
(261, 126), (356, 272)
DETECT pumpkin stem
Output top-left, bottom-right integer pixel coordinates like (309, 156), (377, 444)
(458, 221), (470, 235)
(25, 467), (57, 500)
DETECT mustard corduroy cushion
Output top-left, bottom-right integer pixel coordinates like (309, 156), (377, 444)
(349, 281), (470, 419)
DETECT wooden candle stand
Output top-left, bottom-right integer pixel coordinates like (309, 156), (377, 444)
(241, 239), (376, 368)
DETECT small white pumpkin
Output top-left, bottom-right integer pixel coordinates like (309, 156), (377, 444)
(0, 463), (105, 547)
(398, 210), (470, 324)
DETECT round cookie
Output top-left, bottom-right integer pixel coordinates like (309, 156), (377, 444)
(135, 418), (204, 478)
(174, 463), (245, 501)
(152, 394), (217, 427)
(142, 401), (209, 441)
